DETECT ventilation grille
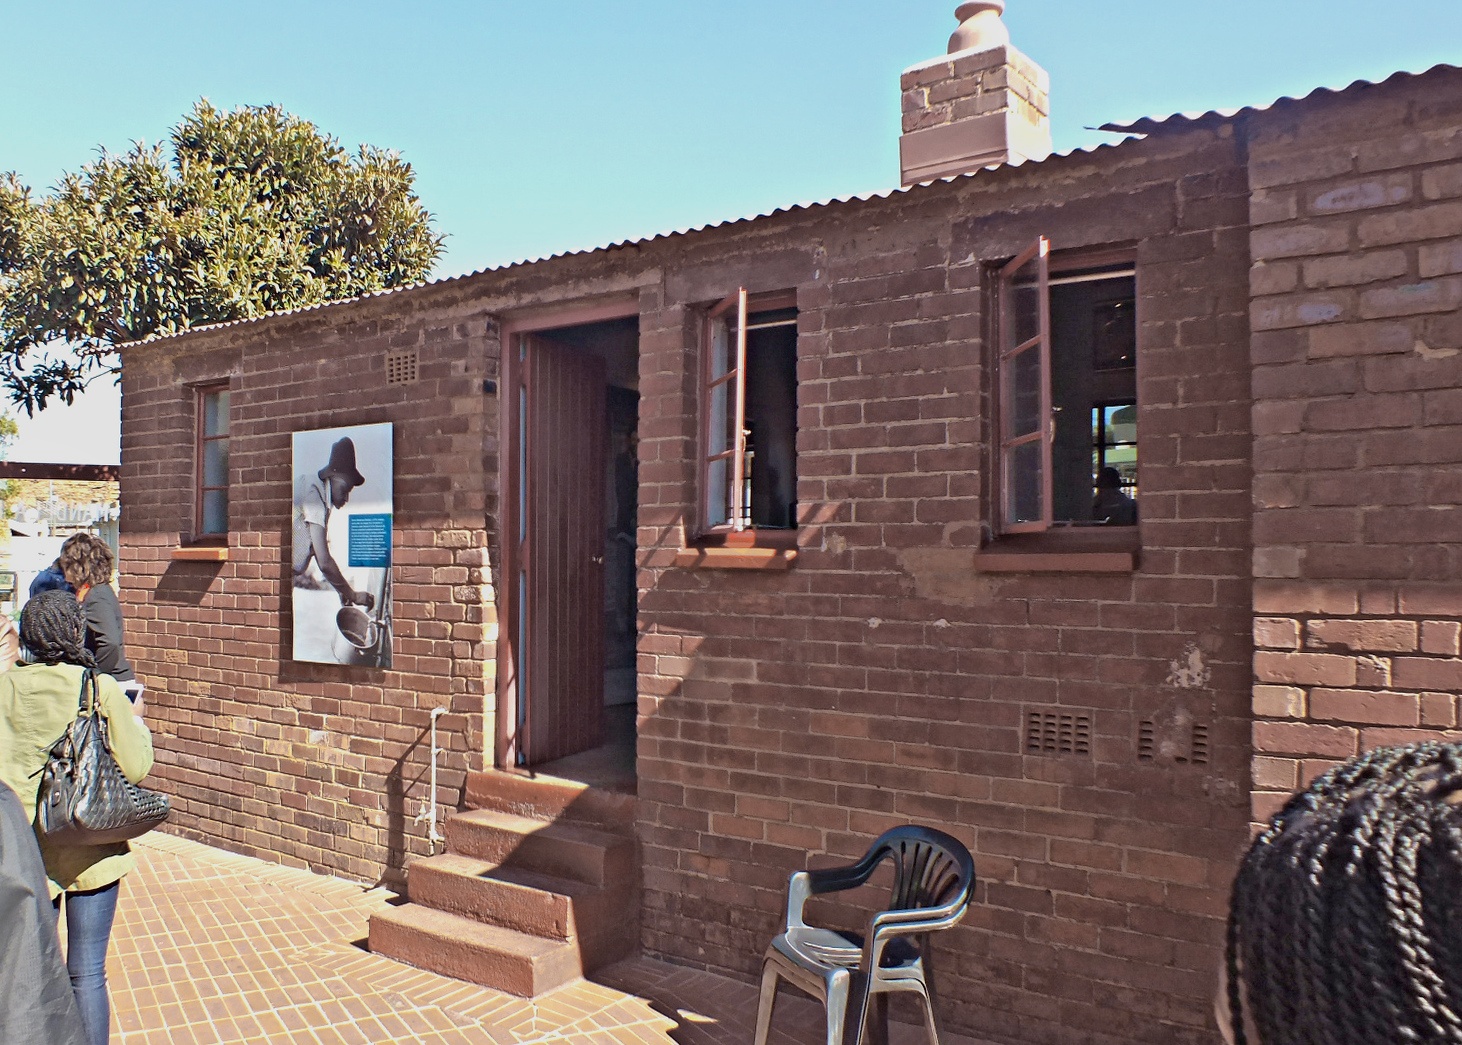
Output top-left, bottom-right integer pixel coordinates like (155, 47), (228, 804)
(1138, 720), (1157, 761)
(386, 348), (419, 385)
(1187, 723), (1210, 766)
(1137, 720), (1210, 765)
(1025, 711), (1091, 757)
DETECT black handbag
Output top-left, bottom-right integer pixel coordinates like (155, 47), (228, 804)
(34, 669), (169, 846)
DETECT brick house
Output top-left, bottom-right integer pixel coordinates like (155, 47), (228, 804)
(117, 5), (1462, 1043)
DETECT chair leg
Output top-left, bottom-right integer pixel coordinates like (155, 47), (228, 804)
(920, 936), (943, 1045)
(921, 935), (939, 1011)
(753, 964), (781, 1045)
(826, 970), (852, 1045)
(918, 987), (942, 1045)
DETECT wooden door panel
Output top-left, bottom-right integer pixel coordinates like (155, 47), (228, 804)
(519, 336), (606, 764)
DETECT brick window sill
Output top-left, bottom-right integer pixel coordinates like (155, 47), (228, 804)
(975, 530), (1138, 573)
(171, 545), (229, 562)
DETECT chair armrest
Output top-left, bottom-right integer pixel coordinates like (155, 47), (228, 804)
(783, 854), (883, 930)
(804, 852), (881, 895)
(784, 871), (814, 929)
(869, 897), (968, 935)
(860, 890), (973, 968)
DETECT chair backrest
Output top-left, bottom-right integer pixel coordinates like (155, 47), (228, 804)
(871, 825), (975, 914)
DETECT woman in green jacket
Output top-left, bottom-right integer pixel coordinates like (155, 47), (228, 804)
(0, 590), (154, 1045)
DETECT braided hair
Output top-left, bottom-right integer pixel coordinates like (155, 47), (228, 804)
(1226, 742), (1462, 1045)
(19, 589), (95, 668)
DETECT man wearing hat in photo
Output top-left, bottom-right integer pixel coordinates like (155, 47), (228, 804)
(291, 436), (376, 609)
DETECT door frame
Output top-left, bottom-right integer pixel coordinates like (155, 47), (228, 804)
(496, 295), (641, 770)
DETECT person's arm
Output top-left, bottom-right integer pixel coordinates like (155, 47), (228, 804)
(95, 674), (153, 783)
(305, 522), (374, 608)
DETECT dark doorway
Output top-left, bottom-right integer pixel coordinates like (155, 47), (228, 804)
(508, 315), (638, 789)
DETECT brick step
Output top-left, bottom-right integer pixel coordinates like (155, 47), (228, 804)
(465, 769), (637, 833)
(444, 808), (636, 887)
(408, 852), (634, 943)
(368, 903), (582, 998)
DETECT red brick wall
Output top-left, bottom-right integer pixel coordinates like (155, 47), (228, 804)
(1247, 69), (1462, 823)
(121, 290), (496, 883)
(122, 121), (1256, 1041)
(118, 86), (1411, 1040)
(632, 126), (1254, 1045)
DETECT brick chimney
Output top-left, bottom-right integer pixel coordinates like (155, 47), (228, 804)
(899, 1), (1052, 185)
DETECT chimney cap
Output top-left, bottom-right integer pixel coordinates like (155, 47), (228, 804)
(949, 1), (1010, 55)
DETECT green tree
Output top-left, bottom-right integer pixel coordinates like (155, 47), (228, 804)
(0, 101), (443, 413)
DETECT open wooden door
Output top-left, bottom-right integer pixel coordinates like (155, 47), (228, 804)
(516, 335), (607, 764)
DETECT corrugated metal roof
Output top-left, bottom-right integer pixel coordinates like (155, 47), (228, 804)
(128, 139), (1137, 346)
(133, 60), (1460, 347)
(1100, 62), (1460, 135)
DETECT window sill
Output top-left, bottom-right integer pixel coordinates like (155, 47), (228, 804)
(171, 546), (229, 562)
(975, 529), (1138, 573)
(674, 547), (797, 570)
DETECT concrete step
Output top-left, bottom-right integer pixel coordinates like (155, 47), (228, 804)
(368, 902), (582, 998)
(408, 852), (630, 941)
(444, 808), (636, 887)
(465, 769), (637, 833)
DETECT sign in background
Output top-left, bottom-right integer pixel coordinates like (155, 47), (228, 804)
(290, 422), (393, 667)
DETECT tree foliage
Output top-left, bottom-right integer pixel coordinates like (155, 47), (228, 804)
(0, 101), (443, 412)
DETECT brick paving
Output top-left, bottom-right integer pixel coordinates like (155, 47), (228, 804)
(106, 832), (992, 1044)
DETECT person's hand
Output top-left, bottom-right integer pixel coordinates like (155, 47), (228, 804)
(349, 591), (376, 611)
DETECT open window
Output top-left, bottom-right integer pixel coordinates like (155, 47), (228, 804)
(699, 289), (798, 535)
(195, 384), (230, 538)
(995, 237), (1138, 538)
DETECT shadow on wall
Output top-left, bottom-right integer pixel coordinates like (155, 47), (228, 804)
(153, 560), (226, 606)
(379, 725), (433, 890)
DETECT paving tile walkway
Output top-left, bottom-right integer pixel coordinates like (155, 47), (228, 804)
(105, 831), (992, 1044)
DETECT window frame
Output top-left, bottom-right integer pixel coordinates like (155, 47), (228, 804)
(996, 236), (1053, 534)
(981, 240), (1140, 572)
(696, 287), (798, 540)
(193, 383), (230, 541)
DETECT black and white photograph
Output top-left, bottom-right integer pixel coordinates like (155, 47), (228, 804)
(290, 422), (393, 667)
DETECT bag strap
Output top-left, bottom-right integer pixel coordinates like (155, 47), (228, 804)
(77, 668), (98, 716)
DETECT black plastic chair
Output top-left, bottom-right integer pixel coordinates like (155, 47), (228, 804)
(752, 825), (976, 1045)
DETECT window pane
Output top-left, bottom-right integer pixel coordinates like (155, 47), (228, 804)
(1007, 344), (1042, 438)
(706, 459), (729, 528)
(203, 390), (229, 436)
(201, 490), (228, 534)
(203, 439), (228, 487)
(707, 380), (732, 457)
(745, 325), (798, 529)
(1011, 279), (1040, 347)
(1104, 404), (1137, 445)
(709, 319), (732, 381)
(1007, 442), (1043, 525)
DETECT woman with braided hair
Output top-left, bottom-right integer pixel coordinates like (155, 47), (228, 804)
(0, 589), (153, 1045)
(1222, 741), (1462, 1045)
(57, 533), (139, 697)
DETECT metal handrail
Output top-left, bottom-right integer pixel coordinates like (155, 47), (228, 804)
(414, 707), (447, 854)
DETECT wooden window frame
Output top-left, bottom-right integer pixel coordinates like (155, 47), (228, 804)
(194, 383), (230, 541)
(696, 288), (798, 543)
(979, 240), (1140, 573)
(996, 236), (1053, 534)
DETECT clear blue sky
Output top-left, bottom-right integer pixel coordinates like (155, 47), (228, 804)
(2, 1), (1459, 462)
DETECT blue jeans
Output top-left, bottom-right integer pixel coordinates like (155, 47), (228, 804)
(56, 881), (120, 1045)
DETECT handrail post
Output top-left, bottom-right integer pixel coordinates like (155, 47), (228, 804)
(415, 706), (447, 854)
